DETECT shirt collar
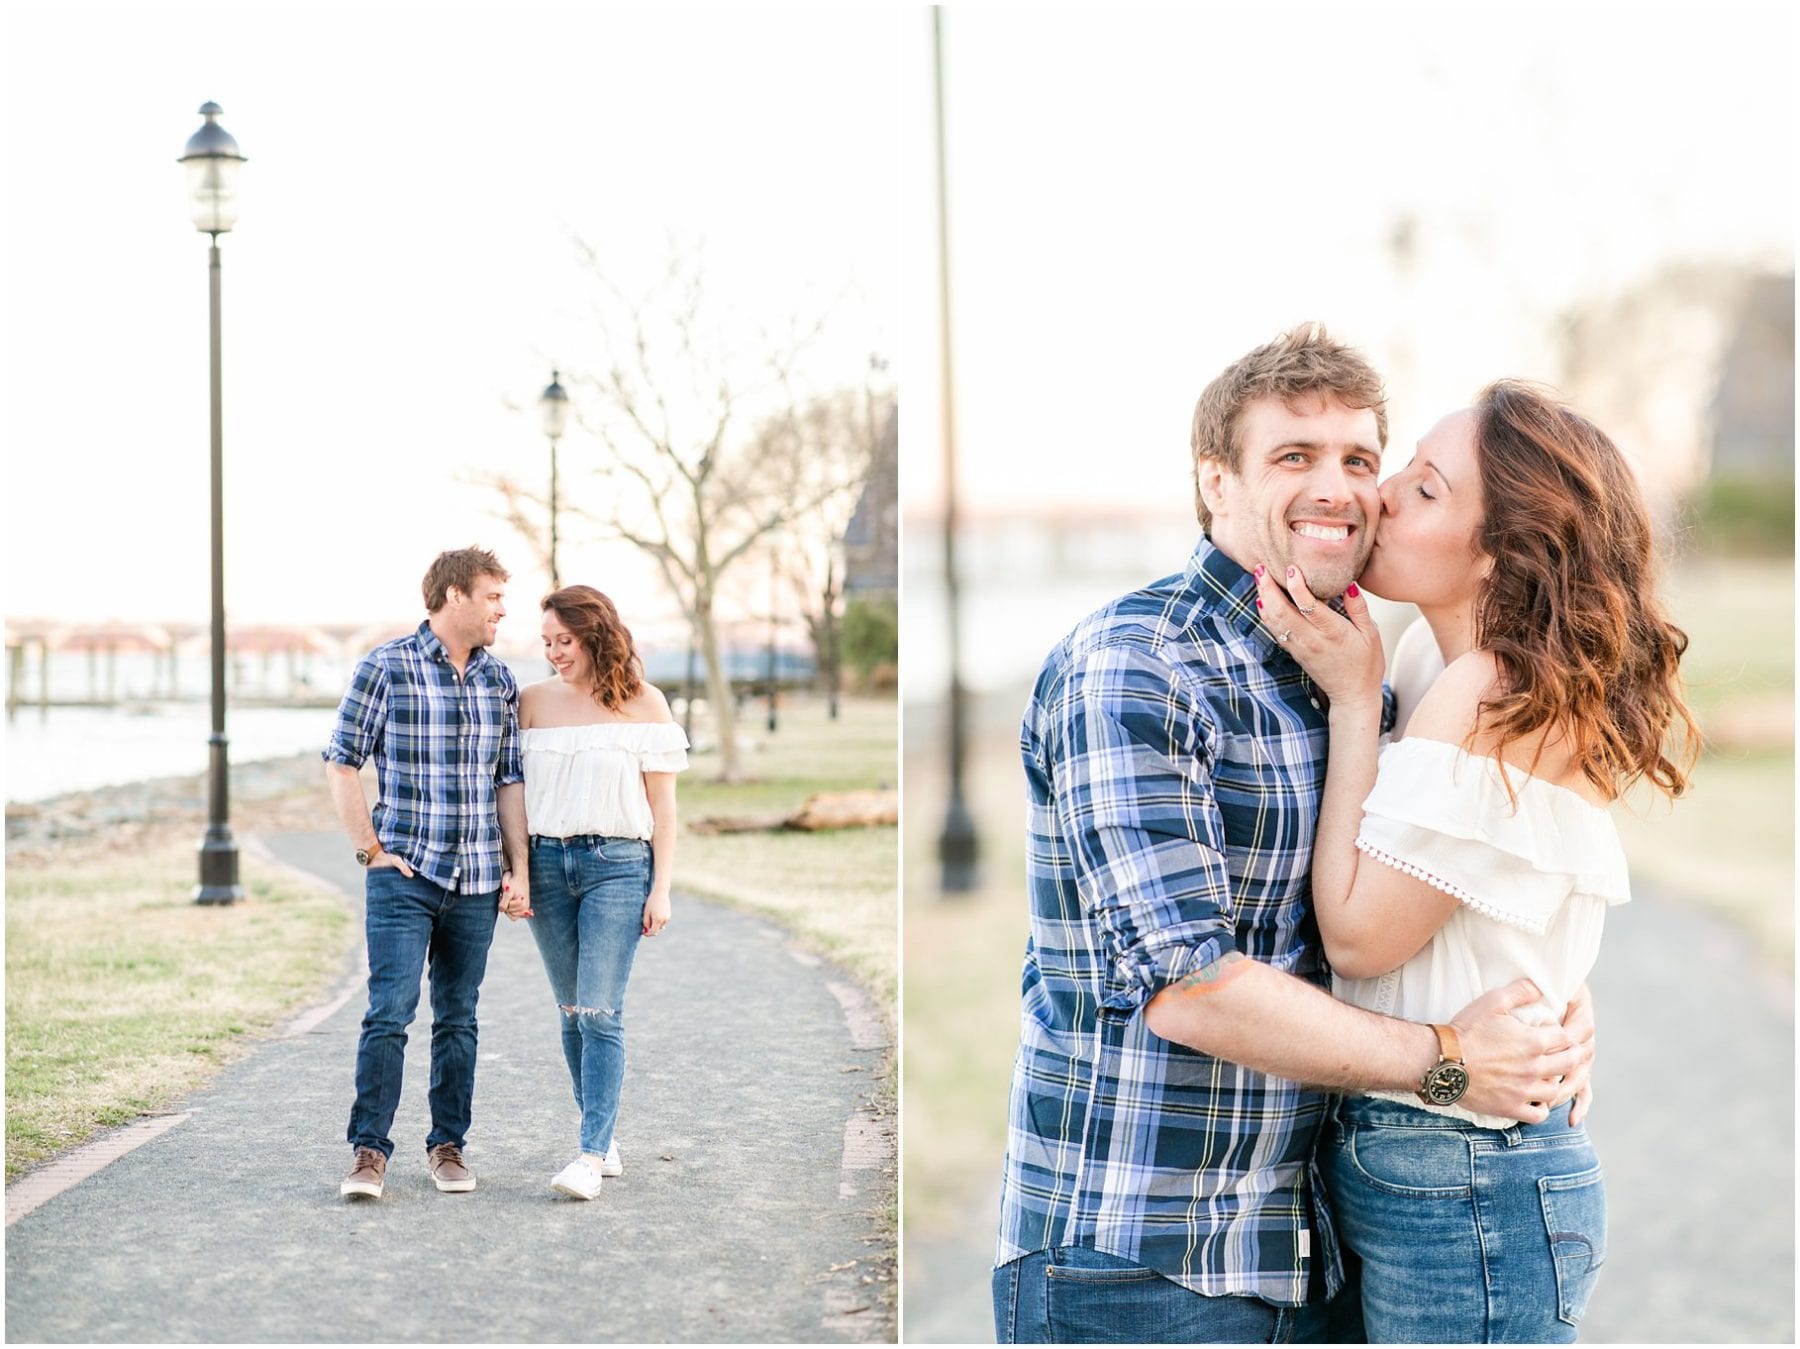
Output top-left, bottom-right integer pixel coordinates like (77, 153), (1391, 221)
(414, 619), (490, 671)
(1187, 535), (1285, 659)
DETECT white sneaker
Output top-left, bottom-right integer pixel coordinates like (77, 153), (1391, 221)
(599, 1141), (623, 1177)
(551, 1156), (603, 1200)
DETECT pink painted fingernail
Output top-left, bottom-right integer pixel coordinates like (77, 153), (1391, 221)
(1346, 582), (1360, 597)
(1286, 565), (1297, 577)
(1255, 597), (1263, 609)
(1254, 564), (1265, 579)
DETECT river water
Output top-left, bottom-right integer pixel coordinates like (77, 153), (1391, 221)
(8, 647), (439, 803)
(5, 703), (338, 803)
(3, 644), (809, 803)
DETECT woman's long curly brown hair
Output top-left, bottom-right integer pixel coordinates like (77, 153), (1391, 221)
(1471, 381), (1699, 802)
(542, 585), (644, 711)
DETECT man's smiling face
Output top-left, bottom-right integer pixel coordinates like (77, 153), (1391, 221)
(443, 573), (508, 650)
(1198, 392), (1383, 599)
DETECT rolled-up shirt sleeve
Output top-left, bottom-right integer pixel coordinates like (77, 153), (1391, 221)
(494, 668), (524, 787)
(323, 656), (388, 768)
(1046, 641), (1236, 1018)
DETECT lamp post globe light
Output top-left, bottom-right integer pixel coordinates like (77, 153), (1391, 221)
(179, 101), (246, 905)
(540, 371), (569, 589)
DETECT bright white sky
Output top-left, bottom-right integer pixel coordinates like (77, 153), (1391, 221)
(2, 3), (901, 633)
(4, 5), (1792, 635)
(904, 3), (1794, 520)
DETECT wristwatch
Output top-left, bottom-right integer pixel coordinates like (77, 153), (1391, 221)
(355, 843), (383, 867)
(1417, 1023), (1470, 1106)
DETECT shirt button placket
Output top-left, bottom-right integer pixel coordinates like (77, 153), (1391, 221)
(457, 676), (470, 887)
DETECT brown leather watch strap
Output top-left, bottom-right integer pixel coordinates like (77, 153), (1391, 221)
(1432, 1023), (1463, 1064)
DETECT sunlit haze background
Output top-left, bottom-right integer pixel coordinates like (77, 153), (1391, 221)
(3, 3), (899, 633)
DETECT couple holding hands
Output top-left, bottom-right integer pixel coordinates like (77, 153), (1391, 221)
(324, 548), (685, 1204)
(994, 326), (1697, 1343)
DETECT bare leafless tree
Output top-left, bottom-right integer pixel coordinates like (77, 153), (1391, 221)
(481, 241), (870, 781)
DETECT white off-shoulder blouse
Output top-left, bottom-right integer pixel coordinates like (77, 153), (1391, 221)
(521, 721), (689, 841)
(1333, 735), (1630, 1127)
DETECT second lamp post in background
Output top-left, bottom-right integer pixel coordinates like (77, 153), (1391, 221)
(540, 369), (569, 589)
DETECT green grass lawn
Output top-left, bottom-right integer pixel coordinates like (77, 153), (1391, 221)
(901, 711), (1030, 1240)
(5, 837), (350, 1181)
(1612, 555), (1794, 962)
(1659, 556), (1794, 718)
(1615, 750), (1792, 962)
(678, 693), (899, 1018)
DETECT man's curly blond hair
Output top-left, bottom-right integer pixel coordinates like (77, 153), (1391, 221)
(1190, 324), (1388, 531)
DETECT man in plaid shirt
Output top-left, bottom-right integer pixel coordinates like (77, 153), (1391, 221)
(994, 328), (1596, 1342)
(325, 546), (528, 1201)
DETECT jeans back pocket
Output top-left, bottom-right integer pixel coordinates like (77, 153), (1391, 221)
(1539, 1164), (1606, 1326)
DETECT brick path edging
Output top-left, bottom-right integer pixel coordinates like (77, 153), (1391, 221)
(6, 1112), (193, 1227)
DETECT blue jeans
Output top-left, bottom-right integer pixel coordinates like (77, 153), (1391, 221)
(346, 868), (500, 1158)
(1325, 1095), (1606, 1343)
(526, 834), (652, 1156)
(993, 1246), (1334, 1344)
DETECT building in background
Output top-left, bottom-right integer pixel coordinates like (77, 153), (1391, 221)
(844, 402), (899, 602)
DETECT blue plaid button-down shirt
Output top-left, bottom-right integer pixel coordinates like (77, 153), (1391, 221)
(997, 538), (1392, 1305)
(323, 621), (523, 895)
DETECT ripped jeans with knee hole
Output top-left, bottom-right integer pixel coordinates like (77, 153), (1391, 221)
(526, 834), (653, 1156)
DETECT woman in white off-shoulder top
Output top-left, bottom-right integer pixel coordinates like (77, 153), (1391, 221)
(508, 584), (688, 1202)
(1254, 382), (1698, 1342)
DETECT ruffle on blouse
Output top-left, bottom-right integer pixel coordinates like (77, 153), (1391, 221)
(520, 721), (690, 772)
(1353, 737), (1629, 936)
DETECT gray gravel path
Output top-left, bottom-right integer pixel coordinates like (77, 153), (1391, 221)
(5, 830), (896, 1343)
(901, 885), (1793, 1344)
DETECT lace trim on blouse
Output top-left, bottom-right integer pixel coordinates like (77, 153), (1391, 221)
(1354, 836), (1554, 935)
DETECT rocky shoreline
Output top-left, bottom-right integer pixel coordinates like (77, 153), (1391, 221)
(5, 752), (335, 868)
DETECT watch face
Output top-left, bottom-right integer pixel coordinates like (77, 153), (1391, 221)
(355, 849), (372, 866)
(1422, 1062), (1470, 1106)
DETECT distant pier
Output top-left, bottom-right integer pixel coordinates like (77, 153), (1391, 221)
(5, 618), (821, 720)
(3, 620), (382, 719)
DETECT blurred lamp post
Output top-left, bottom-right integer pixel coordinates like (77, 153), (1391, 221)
(933, 12), (979, 893)
(681, 634), (698, 739)
(539, 370), (569, 589)
(823, 537), (842, 722)
(179, 101), (246, 905)
(766, 538), (780, 733)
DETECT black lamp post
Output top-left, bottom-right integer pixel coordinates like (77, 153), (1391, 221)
(179, 102), (246, 905)
(539, 371), (569, 589)
(933, 15), (979, 893)
(822, 539), (841, 722)
(766, 537), (779, 734)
